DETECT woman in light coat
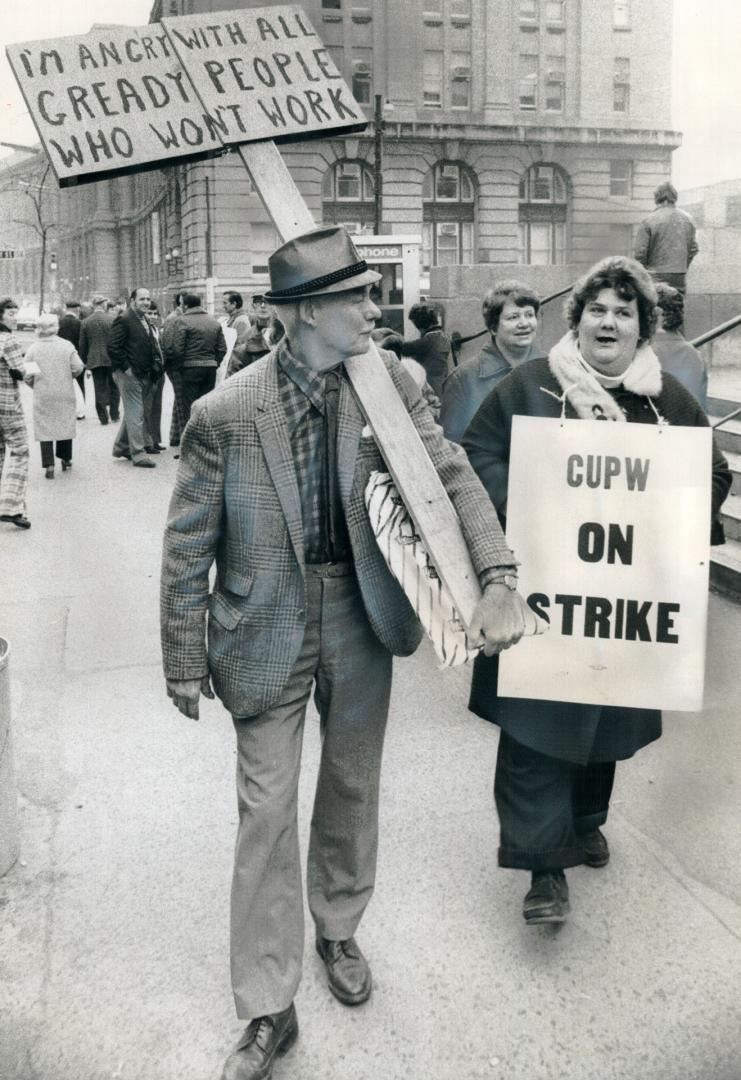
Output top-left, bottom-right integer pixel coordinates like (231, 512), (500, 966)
(24, 313), (84, 478)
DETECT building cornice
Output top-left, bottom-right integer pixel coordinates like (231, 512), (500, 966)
(381, 121), (682, 151)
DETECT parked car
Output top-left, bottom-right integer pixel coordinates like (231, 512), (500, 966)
(15, 306), (39, 331)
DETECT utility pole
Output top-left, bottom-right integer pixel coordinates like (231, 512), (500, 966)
(374, 94), (384, 235)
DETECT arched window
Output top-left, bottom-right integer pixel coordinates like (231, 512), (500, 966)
(518, 164), (569, 265)
(422, 162), (476, 272)
(322, 161), (376, 234)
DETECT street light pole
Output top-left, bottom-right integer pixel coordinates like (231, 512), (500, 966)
(373, 94), (384, 235)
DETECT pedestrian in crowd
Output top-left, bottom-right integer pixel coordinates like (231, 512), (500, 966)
(397, 300), (451, 398)
(78, 296), (120, 425)
(461, 256), (731, 926)
(161, 224), (530, 1080)
(634, 181), (698, 295)
(161, 292), (187, 451)
(57, 300), (86, 418)
(222, 291), (252, 375)
(0, 297), (31, 530)
(226, 293), (273, 376)
(653, 283), (708, 410)
(108, 287), (162, 469)
(23, 313), (84, 479)
(164, 292), (226, 417)
(144, 300), (166, 454)
(440, 280), (545, 442)
(266, 312), (285, 348)
(370, 325), (441, 417)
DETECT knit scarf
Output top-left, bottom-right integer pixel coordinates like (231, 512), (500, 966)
(546, 331), (664, 422)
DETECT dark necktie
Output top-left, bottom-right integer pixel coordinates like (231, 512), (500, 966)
(324, 370), (342, 560)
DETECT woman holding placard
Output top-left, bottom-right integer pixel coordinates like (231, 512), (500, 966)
(461, 256), (731, 926)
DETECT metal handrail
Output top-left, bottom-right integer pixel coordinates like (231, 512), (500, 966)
(690, 312), (741, 350)
(450, 282), (574, 360)
(689, 315), (741, 429)
(712, 406), (741, 431)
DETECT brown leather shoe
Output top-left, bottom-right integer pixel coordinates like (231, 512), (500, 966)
(220, 1004), (298, 1080)
(316, 936), (372, 1005)
(523, 871), (570, 924)
(580, 828), (610, 868)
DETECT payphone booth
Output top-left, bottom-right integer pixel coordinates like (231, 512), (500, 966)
(352, 235), (421, 337)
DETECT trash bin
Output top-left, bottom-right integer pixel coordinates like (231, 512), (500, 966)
(0, 637), (19, 876)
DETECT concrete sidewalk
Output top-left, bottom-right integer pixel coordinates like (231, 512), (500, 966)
(1, 384), (740, 1080)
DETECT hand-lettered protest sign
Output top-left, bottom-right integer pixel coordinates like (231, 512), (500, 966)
(6, 26), (209, 185)
(6, 6), (364, 187)
(161, 6), (364, 147)
(498, 417), (712, 712)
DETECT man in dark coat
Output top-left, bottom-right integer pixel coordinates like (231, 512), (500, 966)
(161, 225), (531, 1080)
(78, 296), (120, 425)
(108, 287), (161, 468)
(57, 300), (85, 416)
(164, 292), (227, 419)
(634, 182), (698, 295)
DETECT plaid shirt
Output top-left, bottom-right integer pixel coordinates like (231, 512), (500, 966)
(0, 329), (25, 412)
(278, 343), (350, 563)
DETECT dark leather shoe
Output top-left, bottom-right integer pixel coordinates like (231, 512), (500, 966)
(0, 513), (31, 529)
(316, 936), (372, 1005)
(133, 458), (156, 468)
(112, 450), (132, 460)
(580, 828), (610, 868)
(220, 1004), (298, 1080)
(523, 871), (570, 924)
(144, 445), (161, 454)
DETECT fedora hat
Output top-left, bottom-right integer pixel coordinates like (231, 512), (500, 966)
(264, 225), (381, 303)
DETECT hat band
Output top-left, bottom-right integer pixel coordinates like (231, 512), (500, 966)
(268, 260), (369, 299)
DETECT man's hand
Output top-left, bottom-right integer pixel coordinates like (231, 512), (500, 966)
(469, 585), (532, 656)
(166, 675), (214, 720)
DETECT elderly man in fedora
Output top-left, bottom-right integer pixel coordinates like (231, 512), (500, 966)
(161, 225), (530, 1080)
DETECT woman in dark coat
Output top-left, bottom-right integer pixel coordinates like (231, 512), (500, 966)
(461, 256), (731, 925)
(399, 301), (452, 398)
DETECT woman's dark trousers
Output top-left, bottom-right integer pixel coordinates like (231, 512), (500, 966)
(495, 730), (616, 872)
(40, 440), (73, 467)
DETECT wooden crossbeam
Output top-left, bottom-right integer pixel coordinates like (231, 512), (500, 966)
(240, 140), (483, 631)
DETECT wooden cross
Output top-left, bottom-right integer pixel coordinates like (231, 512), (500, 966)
(230, 138), (484, 632)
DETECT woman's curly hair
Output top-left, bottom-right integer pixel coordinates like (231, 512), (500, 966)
(482, 280), (540, 333)
(566, 257), (658, 342)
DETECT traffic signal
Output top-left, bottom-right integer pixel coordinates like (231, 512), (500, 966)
(49, 251), (57, 270)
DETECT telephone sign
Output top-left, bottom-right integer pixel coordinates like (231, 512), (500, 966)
(353, 234), (420, 337)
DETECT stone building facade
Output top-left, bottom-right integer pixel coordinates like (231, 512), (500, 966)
(0, 0), (679, 312)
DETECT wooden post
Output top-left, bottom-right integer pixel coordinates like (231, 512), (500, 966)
(238, 140), (483, 630)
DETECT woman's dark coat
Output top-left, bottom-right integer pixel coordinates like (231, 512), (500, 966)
(461, 356), (732, 765)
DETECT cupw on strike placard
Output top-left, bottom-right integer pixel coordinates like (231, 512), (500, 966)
(498, 416), (712, 711)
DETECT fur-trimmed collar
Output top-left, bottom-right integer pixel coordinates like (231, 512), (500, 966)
(546, 331), (664, 422)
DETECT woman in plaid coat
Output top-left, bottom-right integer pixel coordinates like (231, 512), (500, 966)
(0, 297), (31, 530)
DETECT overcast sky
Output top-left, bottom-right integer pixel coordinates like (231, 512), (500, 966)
(0, 0), (737, 192)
